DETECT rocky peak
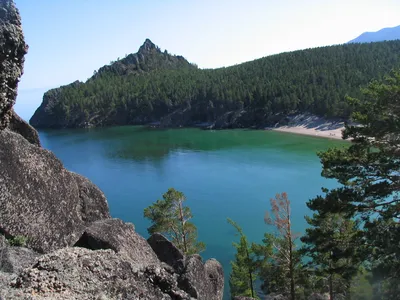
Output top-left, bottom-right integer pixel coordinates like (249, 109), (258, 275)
(138, 38), (159, 54)
(0, 0), (28, 130)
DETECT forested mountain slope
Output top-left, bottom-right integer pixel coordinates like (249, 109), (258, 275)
(30, 39), (400, 129)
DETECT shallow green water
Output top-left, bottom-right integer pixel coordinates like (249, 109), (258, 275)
(38, 126), (347, 298)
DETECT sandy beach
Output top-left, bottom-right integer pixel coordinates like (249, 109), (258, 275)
(269, 114), (347, 140)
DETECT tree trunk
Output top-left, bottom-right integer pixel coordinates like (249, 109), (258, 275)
(289, 243), (295, 300)
(288, 203), (295, 300)
(329, 274), (333, 300)
(245, 246), (255, 298)
(178, 200), (188, 253)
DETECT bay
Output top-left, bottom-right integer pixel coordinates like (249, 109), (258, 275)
(38, 126), (347, 299)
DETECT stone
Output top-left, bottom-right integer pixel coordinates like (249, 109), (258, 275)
(4, 247), (193, 300)
(178, 254), (224, 300)
(0, 242), (40, 274)
(0, 0), (28, 130)
(147, 233), (185, 273)
(8, 109), (41, 146)
(75, 218), (158, 266)
(0, 129), (110, 253)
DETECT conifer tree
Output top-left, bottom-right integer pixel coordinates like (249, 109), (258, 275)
(262, 192), (300, 300)
(144, 188), (205, 255)
(307, 70), (400, 297)
(227, 218), (257, 299)
(301, 213), (362, 299)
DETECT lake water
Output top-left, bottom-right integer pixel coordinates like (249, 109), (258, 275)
(38, 126), (347, 299)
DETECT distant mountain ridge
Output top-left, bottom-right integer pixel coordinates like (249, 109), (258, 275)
(348, 25), (400, 43)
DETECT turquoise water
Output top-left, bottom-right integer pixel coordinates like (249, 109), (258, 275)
(38, 126), (347, 298)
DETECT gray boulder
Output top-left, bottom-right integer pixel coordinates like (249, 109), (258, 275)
(0, 236), (40, 274)
(148, 233), (185, 273)
(75, 218), (158, 265)
(179, 254), (224, 300)
(8, 109), (41, 146)
(148, 233), (224, 300)
(0, 0), (28, 130)
(6, 247), (193, 300)
(0, 129), (110, 253)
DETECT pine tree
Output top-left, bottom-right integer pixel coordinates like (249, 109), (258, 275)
(307, 70), (400, 297)
(263, 192), (300, 300)
(144, 188), (205, 255)
(227, 218), (257, 299)
(301, 213), (362, 299)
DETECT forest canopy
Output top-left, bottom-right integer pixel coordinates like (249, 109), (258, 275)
(30, 39), (400, 129)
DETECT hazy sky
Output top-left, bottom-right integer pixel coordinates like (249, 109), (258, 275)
(13, 0), (400, 119)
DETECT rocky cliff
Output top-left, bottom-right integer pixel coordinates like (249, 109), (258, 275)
(0, 1), (224, 299)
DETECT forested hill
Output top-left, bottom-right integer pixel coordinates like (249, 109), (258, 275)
(30, 39), (400, 129)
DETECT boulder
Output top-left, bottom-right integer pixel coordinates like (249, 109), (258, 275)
(5, 247), (193, 300)
(8, 109), (41, 146)
(148, 233), (185, 273)
(0, 237), (40, 274)
(178, 254), (224, 300)
(0, 129), (110, 253)
(75, 218), (158, 266)
(148, 234), (224, 300)
(0, 0), (28, 130)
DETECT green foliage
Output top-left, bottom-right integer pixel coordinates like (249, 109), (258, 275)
(8, 235), (27, 247)
(32, 40), (400, 128)
(227, 218), (258, 299)
(143, 188), (205, 255)
(255, 193), (301, 300)
(349, 268), (374, 300)
(306, 70), (400, 298)
(301, 213), (363, 298)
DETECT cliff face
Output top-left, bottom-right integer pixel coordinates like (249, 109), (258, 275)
(0, 0), (27, 130)
(0, 1), (224, 299)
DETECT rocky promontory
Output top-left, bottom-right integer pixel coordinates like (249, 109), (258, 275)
(0, 1), (224, 299)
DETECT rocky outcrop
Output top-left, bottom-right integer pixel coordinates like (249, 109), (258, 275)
(0, 129), (110, 253)
(8, 109), (41, 146)
(148, 234), (224, 300)
(75, 218), (159, 265)
(0, 0), (28, 130)
(148, 233), (185, 273)
(0, 235), (39, 274)
(0, 226), (225, 300)
(4, 247), (192, 300)
(178, 255), (224, 300)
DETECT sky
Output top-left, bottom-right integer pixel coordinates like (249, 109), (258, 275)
(13, 0), (400, 120)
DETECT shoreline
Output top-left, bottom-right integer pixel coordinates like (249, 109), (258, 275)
(267, 114), (348, 140)
(271, 125), (345, 140)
